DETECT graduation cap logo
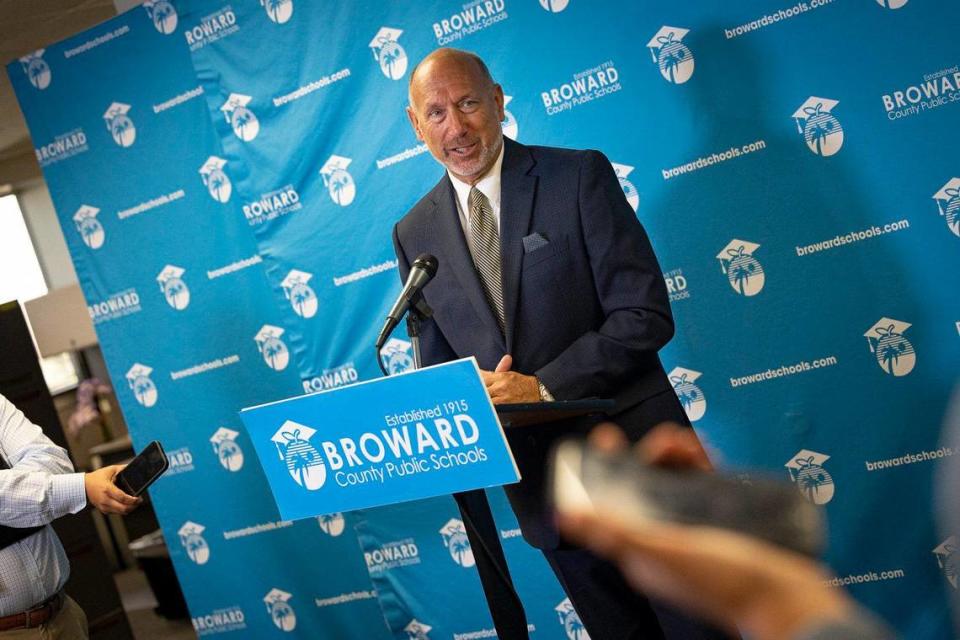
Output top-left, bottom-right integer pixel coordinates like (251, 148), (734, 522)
(103, 102), (136, 148)
(72, 205), (105, 250)
(611, 161), (639, 212)
(156, 265), (190, 311)
(501, 94), (519, 141)
(125, 363), (158, 408)
(792, 97), (843, 157)
(263, 588), (297, 631)
(210, 427), (244, 472)
(178, 521), (210, 564)
(254, 325), (290, 371)
(19, 49), (50, 90)
(404, 619), (432, 640)
(199, 156), (232, 204)
(931, 178), (960, 238)
(143, 1), (178, 35)
(320, 155), (357, 207)
(539, 0), (570, 12)
(864, 318), (916, 377)
(876, 0), (909, 9)
(785, 450), (834, 505)
(555, 598), (588, 640)
(369, 28), (408, 80)
(271, 421), (326, 490)
(317, 512), (346, 536)
(261, 0), (294, 25)
(380, 338), (414, 375)
(933, 537), (958, 590)
(669, 367), (706, 422)
(716, 239), (765, 297)
(220, 93), (260, 142)
(280, 269), (318, 319)
(439, 518), (475, 568)
(647, 26), (695, 84)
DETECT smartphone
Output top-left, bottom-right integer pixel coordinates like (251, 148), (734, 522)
(114, 441), (169, 496)
(551, 439), (824, 557)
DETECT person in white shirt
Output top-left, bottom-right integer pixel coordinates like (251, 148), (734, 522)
(0, 393), (140, 639)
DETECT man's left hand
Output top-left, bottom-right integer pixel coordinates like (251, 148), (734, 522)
(480, 355), (540, 404)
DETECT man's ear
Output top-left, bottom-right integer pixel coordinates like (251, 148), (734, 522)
(493, 83), (505, 122)
(405, 106), (424, 142)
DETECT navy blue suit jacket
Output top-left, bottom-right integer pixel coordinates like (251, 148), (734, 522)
(393, 137), (676, 547)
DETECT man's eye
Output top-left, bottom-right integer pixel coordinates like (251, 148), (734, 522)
(428, 109), (444, 119)
(460, 100), (479, 110)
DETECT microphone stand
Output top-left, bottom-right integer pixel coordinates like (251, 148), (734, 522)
(405, 294), (433, 371)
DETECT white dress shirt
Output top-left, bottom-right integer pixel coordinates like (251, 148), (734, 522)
(447, 142), (505, 237)
(0, 393), (86, 615)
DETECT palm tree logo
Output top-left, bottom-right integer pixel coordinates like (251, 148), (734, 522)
(648, 28), (695, 84)
(126, 365), (158, 408)
(501, 95), (519, 140)
(785, 451), (834, 505)
(162, 277), (190, 310)
(404, 620), (432, 640)
(76, 217), (105, 250)
(218, 440), (244, 472)
(717, 241), (765, 297)
(792, 98), (843, 157)
(866, 321), (916, 377)
(611, 162), (638, 212)
(279, 429), (326, 490)
(144, 1), (178, 34)
(538, 0), (571, 12)
(370, 30), (408, 80)
(670, 369), (706, 422)
(933, 183), (960, 238)
(232, 107), (259, 141)
(262, 0), (294, 24)
(323, 168), (356, 206)
(200, 164), (232, 204)
(934, 538), (958, 589)
(876, 0), (909, 8)
(440, 519), (476, 567)
(318, 513), (346, 536)
(555, 599), (589, 640)
(262, 336), (290, 371)
(282, 271), (319, 318)
(20, 52), (51, 90)
(103, 103), (137, 147)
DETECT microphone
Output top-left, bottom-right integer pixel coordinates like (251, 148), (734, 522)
(376, 254), (438, 350)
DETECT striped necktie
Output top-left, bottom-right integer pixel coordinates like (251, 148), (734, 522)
(467, 186), (505, 332)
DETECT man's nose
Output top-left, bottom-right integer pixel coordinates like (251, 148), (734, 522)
(447, 107), (469, 136)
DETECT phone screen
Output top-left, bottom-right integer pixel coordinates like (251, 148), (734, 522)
(116, 441), (168, 496)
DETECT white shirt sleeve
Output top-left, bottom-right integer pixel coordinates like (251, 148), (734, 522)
(0, 394), (87, 527)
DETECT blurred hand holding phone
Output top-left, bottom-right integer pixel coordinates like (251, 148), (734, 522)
(114, 440), (169, 497)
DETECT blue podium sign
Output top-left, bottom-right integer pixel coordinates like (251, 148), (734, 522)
(240, 358), (520, 521)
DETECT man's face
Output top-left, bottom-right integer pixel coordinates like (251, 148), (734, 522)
(407, 55), (505, 184)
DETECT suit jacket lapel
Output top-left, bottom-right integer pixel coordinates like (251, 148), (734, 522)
(430, 177), (505, 346)
(499, 138), (537, 353)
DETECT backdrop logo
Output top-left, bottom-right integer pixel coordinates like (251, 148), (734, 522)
(539, 0), (570, 12)
(19, 49), (50, 90)
(320, 155), (356, 206)
(432, 0), (508, 46)
(199, 156), (232, 203)
(785, 450), (834, 505)
(317, 513), (346, 536)
(934, 537), (958, 589)
(380, 338), (414, 374)
(185, 7), (239, 50)
(611, 162), (638, 211)
(178, 521), (210, 565)
(243, 185), (302, 224)
(261, 0), (294, 24)
(303, 363), (359, 392)
(263, 589), (296, 631)
(271, 421), (326, 490)
(366, 539), (422, 573)
(210, 427), (244, 472)
(369, 28), (408, 80)
(792, 97), (843, 157)
(664, 268), (690, 302)
(876, 0), (908, 8)
(126, 363), (157, 407)
(541, 61), (621, 115)
(220, 94), (259, 142)
(281, 269), (318, 318)
(143, 0), (178, 34)
(716, 239), (765, 296)
(669, 367), (706, 422)
(932, 178), (960, 237)
(405, 619), (432, 640)
(555, 598), (589, 639)
(439, 518), (475, 567)
(166, 446), (195, 475)
(73, 205), (105, 250)
(864, 318), (916, 377)
(502, 95), (519, 139)
(157, 265), (190, 311)
(35, 129), (88, 167)
(103, 102), (136, 147)
(254, 325), (290, 371)
(647, 27), (694, 84)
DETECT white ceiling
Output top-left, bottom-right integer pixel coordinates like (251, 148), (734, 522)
(0, 0), (118, 187)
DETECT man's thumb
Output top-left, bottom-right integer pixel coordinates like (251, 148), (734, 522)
(495, 354), (513, 372)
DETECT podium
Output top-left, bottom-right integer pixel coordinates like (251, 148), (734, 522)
(496, 399), (616, 428)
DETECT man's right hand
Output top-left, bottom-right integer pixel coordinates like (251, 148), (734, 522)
(84, 465), (141, 515)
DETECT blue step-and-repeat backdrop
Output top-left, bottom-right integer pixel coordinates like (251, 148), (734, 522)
(9, 0), (960, 638)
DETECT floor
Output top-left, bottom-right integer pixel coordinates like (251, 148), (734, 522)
(114, 568), (196, 640)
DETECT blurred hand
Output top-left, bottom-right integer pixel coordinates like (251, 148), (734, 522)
(84, 465), (141, 515)
(480, 355), (539, 404)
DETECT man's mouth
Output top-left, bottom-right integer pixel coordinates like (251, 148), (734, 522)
(447, 141), (478, 157)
